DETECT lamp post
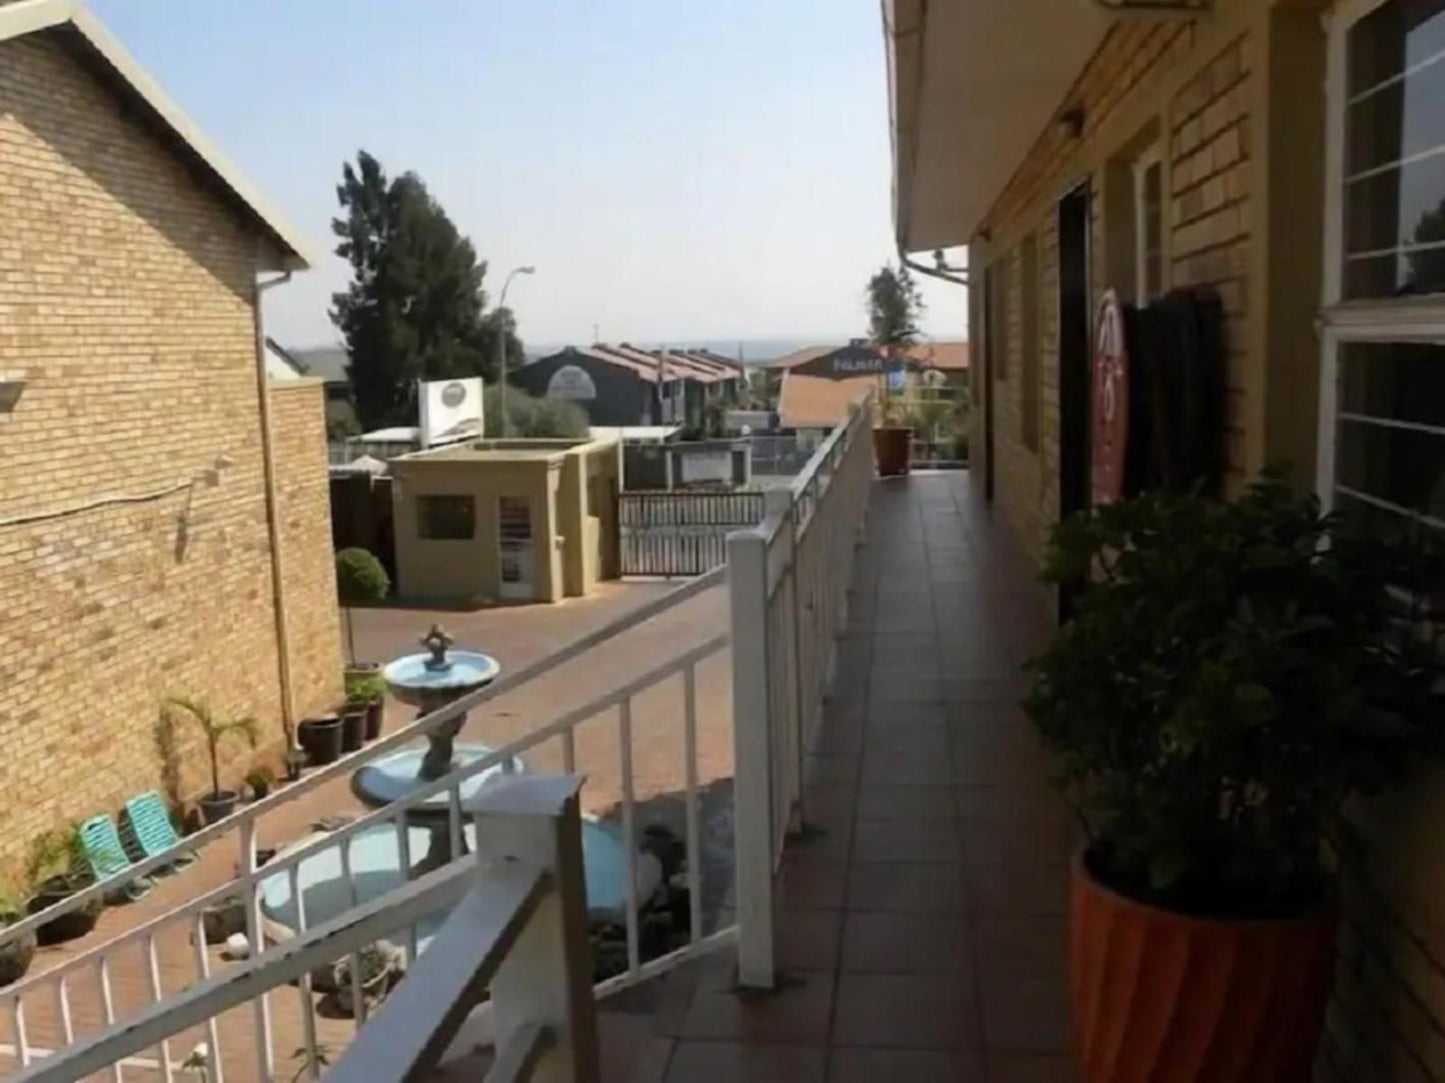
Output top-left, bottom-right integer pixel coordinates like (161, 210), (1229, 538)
(494, 265), (535, 437)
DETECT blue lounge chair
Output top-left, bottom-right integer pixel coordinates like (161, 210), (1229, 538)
(123, 791), (198, 873)
(77, 816), (151, 902)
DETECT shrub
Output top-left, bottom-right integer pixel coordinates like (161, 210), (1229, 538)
(483, 386), (588, 439)
(1025, 473), (1444, 918)
(335, 548), (390, 605)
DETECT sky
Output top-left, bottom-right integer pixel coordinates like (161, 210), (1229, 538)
(89, 0), (967, 356)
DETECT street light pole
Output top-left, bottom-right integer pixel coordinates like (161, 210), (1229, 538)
(494, 265), (535, 437)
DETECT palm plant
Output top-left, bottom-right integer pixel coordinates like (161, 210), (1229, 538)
(165, 696), (259, 801)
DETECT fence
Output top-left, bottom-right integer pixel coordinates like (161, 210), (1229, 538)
(618, 490), (764, 577)
(18, 776), (599, 1083)
(727, 396), (874, 988)
(0, 568), (732, 1081)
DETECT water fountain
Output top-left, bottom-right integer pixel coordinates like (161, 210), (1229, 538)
(258, 624), (660, 954)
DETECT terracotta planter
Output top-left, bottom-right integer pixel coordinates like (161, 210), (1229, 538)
(1071, 850), (1335, 1083)
(873, 426), (912, 477)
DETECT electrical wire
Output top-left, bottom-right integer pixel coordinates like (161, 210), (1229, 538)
(0, 479), (194, 531)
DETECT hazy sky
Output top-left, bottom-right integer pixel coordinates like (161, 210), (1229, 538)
(89, 0), (967, 352)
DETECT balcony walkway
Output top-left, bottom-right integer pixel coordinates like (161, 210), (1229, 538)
(590, 471), (1080, 1082)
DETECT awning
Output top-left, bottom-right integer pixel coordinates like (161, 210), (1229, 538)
(885, 0), (1111, 252)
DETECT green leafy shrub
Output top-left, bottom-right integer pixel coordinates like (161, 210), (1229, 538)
(483, 386), (588, 438)
(335, 548), (390, 605)
(345, 672), (386, 704)
(165, 696), (260, 801)
(1025, 473), (1443, 918)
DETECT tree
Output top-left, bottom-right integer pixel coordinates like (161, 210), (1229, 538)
(335, 548), (390, 665)
(866, 262), (926, 351)
(481, 387), (588, 438)
(330, 151), (522, 429)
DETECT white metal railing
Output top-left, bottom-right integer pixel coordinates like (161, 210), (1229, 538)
(17, 776), (600, 1083)
(727, 397), (874, 988)
(0, 569), (731, 1081)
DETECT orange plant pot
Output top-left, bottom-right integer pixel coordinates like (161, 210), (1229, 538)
(1071, 851), (1336, 1083)
(873, 426), (911, 477)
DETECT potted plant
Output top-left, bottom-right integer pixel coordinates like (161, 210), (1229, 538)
(25, 826), (101, 945)
(165, 696), (259, 826)
(245, 765), (276, 801)
(1025, 475), (1444, 1082)
(297, 712), (343, 766)
(345, 672), (387, 742)
(335, 548), (390, 676)
(0, 888), (36, 987)
(331, 942), (401, 1015)
(338, 701), (366, 754)
(873, 393), (913, 477)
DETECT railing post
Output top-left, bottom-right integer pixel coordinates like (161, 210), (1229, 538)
(728, 523), (776, 990)
(469, 775), (600, 1083)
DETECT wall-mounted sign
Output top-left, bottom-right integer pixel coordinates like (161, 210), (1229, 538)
(1091, 289), (1129, 506)
(548, 364), (598, 402)
(679, 449), (733, 484)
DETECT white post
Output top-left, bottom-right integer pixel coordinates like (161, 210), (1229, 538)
(728, 523), (776, 989)
(470, 776), (600, 1083)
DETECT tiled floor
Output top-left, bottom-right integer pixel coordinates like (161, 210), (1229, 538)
(601, 471), (1081, 1081)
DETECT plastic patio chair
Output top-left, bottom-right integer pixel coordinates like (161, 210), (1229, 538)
(77, 816), (152, 902)
(123, 791), (198, 873)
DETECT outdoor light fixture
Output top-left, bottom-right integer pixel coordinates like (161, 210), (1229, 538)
(1058, 106), (1086, 140)
(0, 378), (26, 413)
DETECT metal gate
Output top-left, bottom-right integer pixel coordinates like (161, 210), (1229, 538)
(619, 490), (764, 576)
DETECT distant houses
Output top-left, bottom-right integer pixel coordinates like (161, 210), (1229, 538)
(512, 345), (746, 429)
(769, 339), (969, 432)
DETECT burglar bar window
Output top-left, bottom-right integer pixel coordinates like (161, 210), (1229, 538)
(1342, 0), (1445, 298)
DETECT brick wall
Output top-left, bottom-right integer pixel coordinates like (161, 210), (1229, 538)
(0, 32), (335, 864)
(269, 381), (344, 722)
(975, 19), (1254, 561)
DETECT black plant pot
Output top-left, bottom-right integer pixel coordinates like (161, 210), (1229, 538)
(364, 698), (384, 741)
(340, 707), (366, 753)
(199, 790), (240, 826)
(29, 878), (101, 946)
(298, 715), (343, 766)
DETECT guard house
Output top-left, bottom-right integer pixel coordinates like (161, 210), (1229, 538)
(389, 435), (623, 606)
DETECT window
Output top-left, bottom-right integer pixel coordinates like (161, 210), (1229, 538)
(991, 252), (1011, 382)
(1134, 145), (1165, 301)
(1020, 233), (1041, 451)
(417, 494), (475, 540)
(1321, 0), (1445, 550)
(1340, 0), (1445, 298)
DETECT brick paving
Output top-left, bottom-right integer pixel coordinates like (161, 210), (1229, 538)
(585, 472), (1080, 1082)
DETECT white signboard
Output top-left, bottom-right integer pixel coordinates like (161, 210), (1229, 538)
(418, 376), (484, 448)
(548, 364), (598, 402)
(679, 450), (733, 484)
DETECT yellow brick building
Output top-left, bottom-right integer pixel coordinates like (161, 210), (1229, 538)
(888, 1), (1445, 1076)
(0, 3), (341, 862)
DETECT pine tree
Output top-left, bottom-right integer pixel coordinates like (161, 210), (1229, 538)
(330, 151), (522, 429)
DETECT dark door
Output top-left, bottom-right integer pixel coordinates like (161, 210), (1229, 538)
(981, 265), (997, 502)
(1057, 183), (1092, 620)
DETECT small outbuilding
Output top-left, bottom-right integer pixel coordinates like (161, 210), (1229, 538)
(389, 435), (623, 606)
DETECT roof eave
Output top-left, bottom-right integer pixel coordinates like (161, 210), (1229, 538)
(0, 0), (318, 271)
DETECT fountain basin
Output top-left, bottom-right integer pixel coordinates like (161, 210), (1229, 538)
(351, 745), (525, 813)
(258, 818), (661, 951)
(382, 649), (500, 708)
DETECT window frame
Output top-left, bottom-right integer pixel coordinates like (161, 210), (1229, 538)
(1319, 0), (1445, 525)
(1020, 232), (1042, 451)
(1133, 142), (1166, 303)
(416, 493), (477, 541)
